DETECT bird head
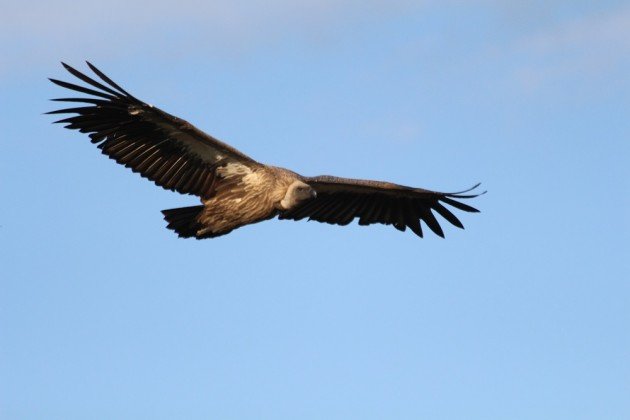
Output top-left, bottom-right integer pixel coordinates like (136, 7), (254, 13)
(280, 181), (317, 210)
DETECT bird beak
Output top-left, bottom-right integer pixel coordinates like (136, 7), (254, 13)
(311, 190), (317, 199)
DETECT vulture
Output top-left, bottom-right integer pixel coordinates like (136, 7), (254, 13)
(48, 62), (484, 239)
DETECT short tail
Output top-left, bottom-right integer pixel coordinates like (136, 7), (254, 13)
(161, 206), (204, 238)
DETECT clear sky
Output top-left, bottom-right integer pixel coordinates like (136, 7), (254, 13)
(1, 1), (629, 419)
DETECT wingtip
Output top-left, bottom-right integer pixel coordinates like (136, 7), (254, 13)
(472, 183), (488, 196)
(444, 183), (487, 199)
(84, 61), (135, 99)
(85, 61), (101, 75)
(450, 182), (481, 195)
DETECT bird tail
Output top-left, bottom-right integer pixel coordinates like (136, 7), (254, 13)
(161, 206), (205, 238)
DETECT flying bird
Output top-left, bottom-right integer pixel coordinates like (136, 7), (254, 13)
(48, 62), (484, 239)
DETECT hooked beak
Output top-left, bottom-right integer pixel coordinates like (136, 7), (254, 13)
(310, 189), (318, 199)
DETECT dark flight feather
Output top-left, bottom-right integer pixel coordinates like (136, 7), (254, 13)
(48, 62), (259, 199)
(280, 176), (485, 238)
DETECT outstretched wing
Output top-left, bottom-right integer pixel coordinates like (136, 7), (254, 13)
(47, 62), (258, 198)
(279, 176), (485, 238)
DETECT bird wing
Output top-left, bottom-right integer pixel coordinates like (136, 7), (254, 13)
(279, 175), (485, 238)
(47, 62), (259, 199)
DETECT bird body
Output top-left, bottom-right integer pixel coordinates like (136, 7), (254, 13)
(193, 164), (307, 238)
(48, 62), (484, 239)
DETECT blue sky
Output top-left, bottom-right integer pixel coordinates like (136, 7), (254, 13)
(1, 1), (629, 419)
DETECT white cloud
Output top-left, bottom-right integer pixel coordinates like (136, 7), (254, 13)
(512, 5), (630, 92)
(2, 0), (416, 37)
(4, 0), (628, 97)
(520, 6), (630, 53)
(0, 0), (422, 77)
